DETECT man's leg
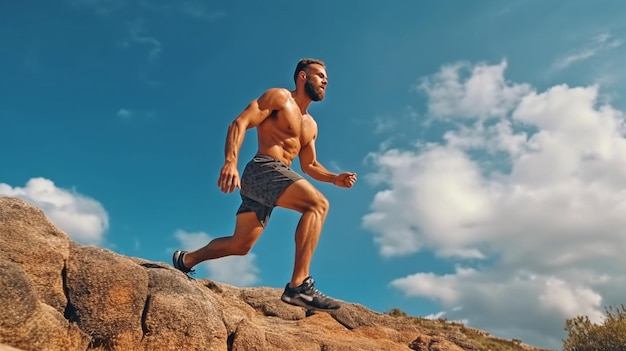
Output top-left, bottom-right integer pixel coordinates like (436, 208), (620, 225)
(276, 179), (340, 311)
(275, 179), (329, 288)
(182, 212), (264, 269)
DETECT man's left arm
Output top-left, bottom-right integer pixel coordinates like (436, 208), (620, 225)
(300, 137), (357, 188)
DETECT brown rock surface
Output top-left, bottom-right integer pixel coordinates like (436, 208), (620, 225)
(0, 197), (553, 351)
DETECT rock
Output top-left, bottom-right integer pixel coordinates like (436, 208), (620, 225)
(0, 197), (553, 351)
(0, 197), (69, 313)
(0, 260), (89, 351)
(410, 334), (465, 351)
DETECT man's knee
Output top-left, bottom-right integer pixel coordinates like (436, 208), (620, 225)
(231, 213), (264, 255)
(310, 195), (329, 214)
(232, 242), (254, 255)
(227, 237), (255, 255)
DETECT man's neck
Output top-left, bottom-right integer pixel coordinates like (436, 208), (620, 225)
(291, 89), (312, 115)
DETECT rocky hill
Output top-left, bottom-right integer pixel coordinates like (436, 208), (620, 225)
(0, 197), (555, 351)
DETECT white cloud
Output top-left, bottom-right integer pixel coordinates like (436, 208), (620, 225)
(554, 32), (623, 70)
(364, 61), (626, 348)
(424, 308), (468, 325)
(174, 230), (260, 287)
(539, 278), (603, 320)
(417, 60), (532, 120)
(391, 267), (604, 347)
(0, 178), (108, 245)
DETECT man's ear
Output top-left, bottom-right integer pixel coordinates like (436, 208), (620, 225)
(299, 70), (307, 81)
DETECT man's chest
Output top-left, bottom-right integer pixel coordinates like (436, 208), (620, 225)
(270, 109), (316, 142)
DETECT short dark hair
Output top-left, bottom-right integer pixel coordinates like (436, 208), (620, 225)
(293, 58), (325, 83)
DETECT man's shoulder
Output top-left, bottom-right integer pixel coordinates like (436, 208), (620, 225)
(263, 87), (291, 98)
(258, 88), (292, 108)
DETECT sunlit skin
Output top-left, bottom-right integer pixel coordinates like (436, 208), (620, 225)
(184, 62), (357, 288)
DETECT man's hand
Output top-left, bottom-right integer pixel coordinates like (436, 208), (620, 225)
(218, 162), (240, 193)
(332, 172), (357, 188)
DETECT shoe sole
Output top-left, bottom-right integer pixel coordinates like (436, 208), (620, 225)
(280, 295), (340, 312)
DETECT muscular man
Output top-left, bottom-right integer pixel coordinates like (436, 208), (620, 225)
(172, 58), (357, 311)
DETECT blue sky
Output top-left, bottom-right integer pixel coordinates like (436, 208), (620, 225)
(2, 1), (626, 349)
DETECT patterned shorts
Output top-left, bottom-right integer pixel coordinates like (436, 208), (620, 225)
(236, 154), (304, 227)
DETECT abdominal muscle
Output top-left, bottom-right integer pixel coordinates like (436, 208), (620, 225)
(257, 138), (300, 167)
(255, 108), (307, 167)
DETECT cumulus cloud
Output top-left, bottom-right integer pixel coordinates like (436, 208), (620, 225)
(0, 178), (109, 245)
(363, 60), (626, 348)
(417, 60), (532, 119)
(174, 230), (260, 287)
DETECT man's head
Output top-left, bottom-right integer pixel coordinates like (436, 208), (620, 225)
(294, 58), (327, 101)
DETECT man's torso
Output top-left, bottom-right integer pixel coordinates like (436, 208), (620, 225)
(256, 89), (317, 166)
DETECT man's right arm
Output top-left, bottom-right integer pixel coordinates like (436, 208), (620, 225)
(218, 88), (289, 193)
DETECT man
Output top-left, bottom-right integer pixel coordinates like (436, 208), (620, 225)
(172, 58), (357, 311)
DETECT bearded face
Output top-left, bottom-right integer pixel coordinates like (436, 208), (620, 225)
(305, 77), (325, 101)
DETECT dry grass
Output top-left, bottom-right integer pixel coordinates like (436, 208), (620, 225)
(385, 309), (556, 351)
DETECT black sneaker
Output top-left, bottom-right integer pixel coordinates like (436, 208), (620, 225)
(280, 276), (340, 311)
(172, 250), (195, 275)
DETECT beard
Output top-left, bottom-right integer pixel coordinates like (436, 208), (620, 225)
(305, 80), (325, 101)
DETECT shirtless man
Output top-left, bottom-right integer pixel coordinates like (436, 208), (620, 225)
(172, 58), (357, 311)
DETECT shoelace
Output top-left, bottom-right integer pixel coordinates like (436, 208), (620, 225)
(305, 285), (328, 298)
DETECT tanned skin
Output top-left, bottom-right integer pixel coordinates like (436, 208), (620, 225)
(183, 62), (357, 288)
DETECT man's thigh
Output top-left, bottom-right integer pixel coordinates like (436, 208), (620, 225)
(275, 179), (325, 213)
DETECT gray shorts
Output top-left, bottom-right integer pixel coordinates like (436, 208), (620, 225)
(237, 154), (304, 227)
